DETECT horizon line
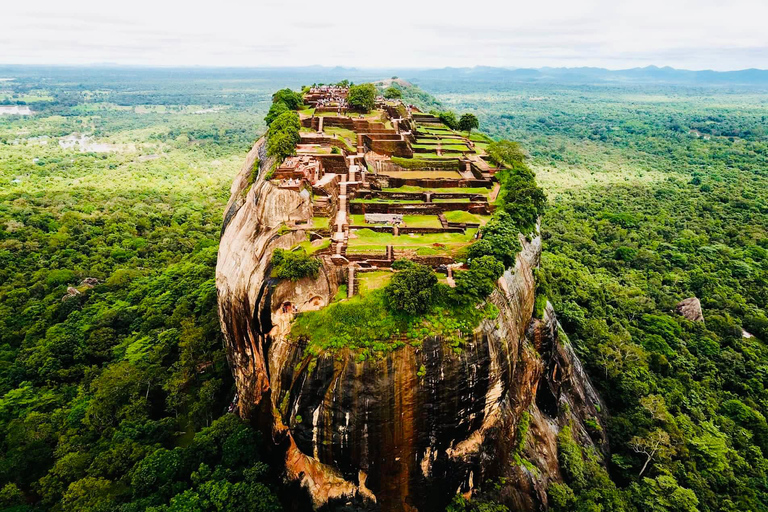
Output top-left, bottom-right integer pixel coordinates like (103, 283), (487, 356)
(2, 63), (768, 74)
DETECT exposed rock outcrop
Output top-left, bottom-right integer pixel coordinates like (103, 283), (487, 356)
(675, 297), (704, 322)
(217, 138), (608, 511)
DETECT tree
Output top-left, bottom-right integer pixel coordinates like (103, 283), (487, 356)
(271, 88), (303, 110)
(268, 111), (300, 139)
(265, 102), (289, 126)
(458, 113), (479, 134)
(629, 428), (673, 477)
(454, 255), (504, 301)
(384, 263), (437, 315)
(437, 111), (458, 129)
(347, 83), (377, 112)
(267, 111), (301, 161)
(486, 140), (525, 167)
(467, 211), (522, 267)
(630, 475), (699, 512)
(266, 131), (297, 161)
(383, 86), (402, 99)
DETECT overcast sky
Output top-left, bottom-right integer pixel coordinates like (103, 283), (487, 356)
(3, 0), (768, 70)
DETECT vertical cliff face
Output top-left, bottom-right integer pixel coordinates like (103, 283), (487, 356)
(217, 138), (608, 511)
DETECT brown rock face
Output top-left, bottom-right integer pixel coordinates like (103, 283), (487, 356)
(217, 139), (608, 511)
(675, 297), (704, 322)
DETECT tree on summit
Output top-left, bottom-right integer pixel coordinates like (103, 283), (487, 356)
(459, 113), (479, 135)
(384, 86), (402, 99)
(347, 83), (377, 112)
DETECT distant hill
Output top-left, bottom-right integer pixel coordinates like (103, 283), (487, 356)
(406, 65), (768, 86)
(2, 64), (768, 87)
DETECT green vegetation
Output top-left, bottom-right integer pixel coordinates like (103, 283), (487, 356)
(266, 111), (301, 162)
(290, 285), (498, 357)
(426, 74), (768, 510)
(434, 110), (458, 129)
(270, 248), (321, 281)
(458, 113), (479, 134)
(390, 156), (460, 170)
(4, 67), (768, 511)
(383, 86), (402, 99)
(444, 211), (490, 224)
(311, 216), (329, 229)
(384, 263), (438, 314)
(266, 88), (303, 126)
(383, 186), (490, 195)
(485, 140), (525, 167)
(347, 228), (477, 256)
(401, 215), (442, 228)
(271, 88), (303, 110)
(295, 239), (331, 255)
(454, 256), (505, 302)
(0, 69), (285, 511)
(347, 83), (377, 112)
(356, 271), (392, 296)
(467, 212), (524, 267)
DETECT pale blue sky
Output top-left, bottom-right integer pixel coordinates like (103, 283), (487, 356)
(3, 0), (768, 70)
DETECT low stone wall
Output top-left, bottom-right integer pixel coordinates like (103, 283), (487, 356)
(350, 202), (491, 215)
(446, 222), (481, 229)
(365, 133), (402, 140)
(399, 226), (465, 234)
(384, 158), (461, 172)
(346, 252), (389, 262)
(401, 254), (455, 266)
(349, 225), (465, 235)
(374, 176), (492, 190)
(362, 190), (487, 201)
(348, 225), (394, 233)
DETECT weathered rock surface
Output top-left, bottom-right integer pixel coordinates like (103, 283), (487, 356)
(675, 297), (704, 322)
(217, 138), (608, 511)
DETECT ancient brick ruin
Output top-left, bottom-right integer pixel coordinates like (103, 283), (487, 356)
(268, 85), (502, 295)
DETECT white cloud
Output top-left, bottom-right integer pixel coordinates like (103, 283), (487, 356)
(2, 0), (767, 70)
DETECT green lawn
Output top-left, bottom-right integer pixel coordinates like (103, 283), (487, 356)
(350, 198), (416, 204)
(383, 186), (491, 195)
(357, 270), (392, 295)
(295, 238), (332, 255)
(347, 228), (477, 256)
(444, 211), (491, 224)
(289, 287), (499, 357)
(402, 215), (442, 228)
(311, 216), (329, 229)
(324, 126), (358, 150)
(381, 171), (462, 179)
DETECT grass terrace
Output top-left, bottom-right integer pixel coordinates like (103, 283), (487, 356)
(294, 238), (332, 255)
(350, 198), (419, 204)
(347, 228), (477, 256)
(357, 270), (393, 296)
(382, 186), (491, 195)
(324, 126), (358, 150)
(401, 215), (443, 228)
(311, 216), (330, 229)
(378, 170), (463, 179)
(444, 211), (492, 224)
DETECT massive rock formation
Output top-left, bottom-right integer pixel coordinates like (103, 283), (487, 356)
(217, 138), (608, 511)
